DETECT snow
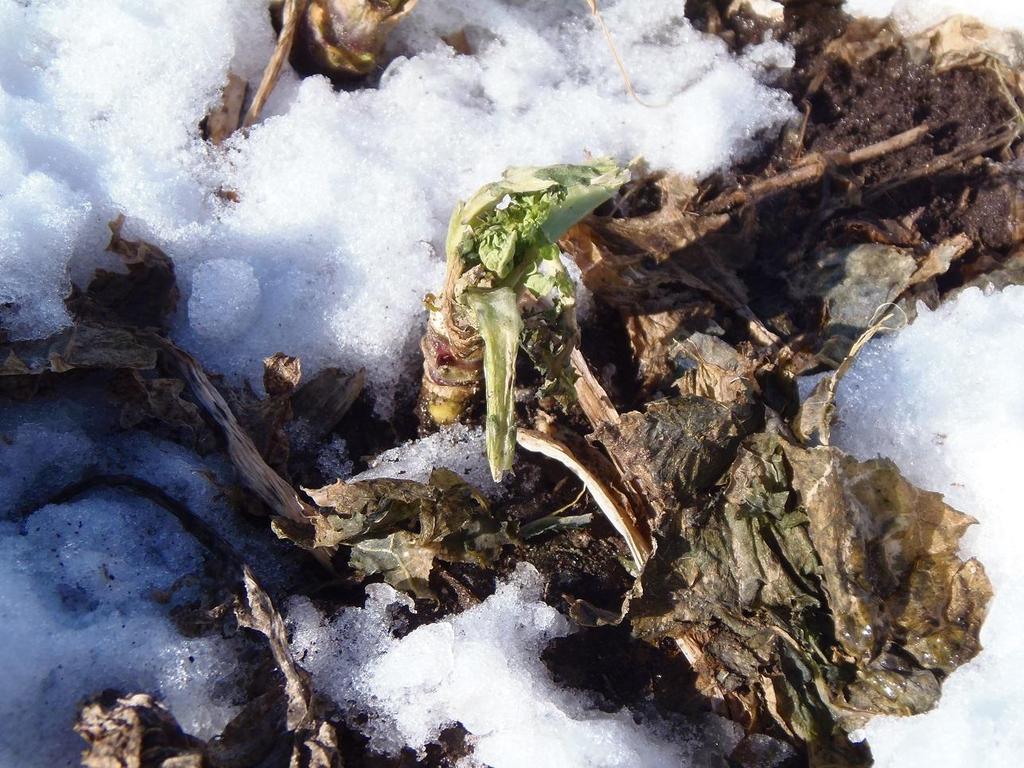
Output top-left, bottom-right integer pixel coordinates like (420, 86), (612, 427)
(288, 564), (735, 768)
(0, 0), (795, 411)
(351, 424), (500, 496)
(845, 0), (1024, 33)
(0, 395), (306, 768)
(830, 286), (1024, 767)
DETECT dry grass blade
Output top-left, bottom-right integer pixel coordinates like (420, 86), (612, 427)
(584, 0), (661, 108)
(517, 427), (651, 568)
(236, 565), (312, 731)
(244, 0), (309, 128)
(156, 340), (323, 534)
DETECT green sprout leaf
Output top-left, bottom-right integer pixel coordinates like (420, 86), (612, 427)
(466, 287), (522, 481)
(442, 159), (629, 481)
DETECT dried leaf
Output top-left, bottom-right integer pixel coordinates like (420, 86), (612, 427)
(264, 352), (302, 397)
(629, 433), (992, 765)
(49, 323), (158, 373)
(113, 371), (215, 453)
(279, 0), (419, 83)
(290, 366), (365, 444)
(76, 692), (206, 768)
(290, 721), (343, 768)
(593, 394), (759, 521)
(788, 243), (917, 363)
(71, 217), (179, 330)
(301, 469), (512, 598)
(204, 72), (247, 145)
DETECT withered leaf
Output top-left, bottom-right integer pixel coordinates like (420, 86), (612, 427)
(71, 217), (179, 330)
(277, 0), (419, 83)
(788, 243), (917, 364)
(76, 691), (206, 768)
(49, 323), (158, 373)
(594, 394), (759, 519)
(629, 433), (991, 766)
(290, 721), (343, 768)
(300, 468), (513, 598)
(113, 371), (215, 453)
(264, 352), (302, 398)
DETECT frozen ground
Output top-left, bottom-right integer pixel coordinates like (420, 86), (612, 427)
(831, 286), (1024, 768)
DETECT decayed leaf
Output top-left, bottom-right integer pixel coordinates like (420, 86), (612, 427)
(290, 721), (343, 768)
(629, 433), (992, 766)
(113, 371), (215, 453)
(595, 395), (758, 521)
(204, 72), (247, 144)
(788, 243), (917, 364)
(299, 468), (513, 598)
(49, 323), (159, 373)
(76, 692), (206, 768)
(71, 216), (180, 330)
(290, 366), (365, 444)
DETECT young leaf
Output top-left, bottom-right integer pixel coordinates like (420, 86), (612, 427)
(466, 287), (523, 481)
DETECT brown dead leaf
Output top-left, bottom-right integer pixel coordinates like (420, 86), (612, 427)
(264, 353), (302, 397)
(279, 0), (419, 83)
(204, 72), (247, 145)
(71, 217), (179, 330)
(76, 692), (206, 768)
(290, 721), (343, 768)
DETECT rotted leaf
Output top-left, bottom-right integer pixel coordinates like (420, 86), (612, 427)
(788, 243), (917, 364)
(594, 394), (759, 521)
(629, 433), (991, 766)
(302, 468), (513, 598)
(71, 216), (180, 330)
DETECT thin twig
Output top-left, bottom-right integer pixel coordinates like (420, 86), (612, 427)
(866, 122), (1020, 201)
(706, 124), (932, 214)
(243, 0), (308, 128)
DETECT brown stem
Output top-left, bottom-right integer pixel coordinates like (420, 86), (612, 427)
(705, 124), (932, 214)
(243, 0), (309, 128)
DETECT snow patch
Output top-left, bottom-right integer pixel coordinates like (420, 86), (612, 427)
(288, 564), (719, 767)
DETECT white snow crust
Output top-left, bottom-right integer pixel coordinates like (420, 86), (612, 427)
(287, 564), (743, 768)
(0, 0), (795, 411)
(845, 0), (1024, 34)
(831, 286), (1024, 767)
